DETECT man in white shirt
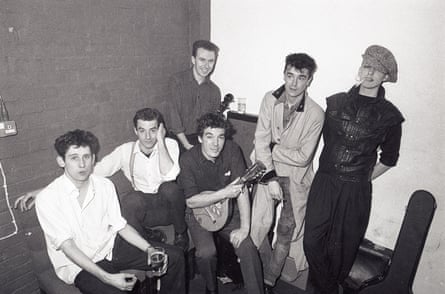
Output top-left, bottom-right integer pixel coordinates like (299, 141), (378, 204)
(16, 108), (189, 251)
(36, 129), (185, 293)
(94, 108), (188, 250)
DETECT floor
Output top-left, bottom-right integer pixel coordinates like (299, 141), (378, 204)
(187, 274), (308, 294)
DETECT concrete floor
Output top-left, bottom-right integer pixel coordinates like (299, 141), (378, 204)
(187, 274), (308, 294)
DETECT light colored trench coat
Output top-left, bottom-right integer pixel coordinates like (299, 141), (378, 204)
(250, 87), (324, 279)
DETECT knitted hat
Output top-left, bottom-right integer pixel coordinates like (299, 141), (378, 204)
(362, 45), (398, 83)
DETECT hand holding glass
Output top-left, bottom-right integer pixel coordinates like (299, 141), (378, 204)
(147, 246), (168, 277)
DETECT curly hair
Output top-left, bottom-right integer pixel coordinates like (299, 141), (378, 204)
(54, 129), (100, 158)
(196, 112), (233, 138)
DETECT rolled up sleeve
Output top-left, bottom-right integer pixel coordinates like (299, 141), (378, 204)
(178, 155), (199, 199)
(379, 123), (402, 167)
(35, 191), (73, 250)
(160, 139), (181, 181)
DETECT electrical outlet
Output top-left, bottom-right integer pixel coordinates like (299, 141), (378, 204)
(0, 120), (17, 137)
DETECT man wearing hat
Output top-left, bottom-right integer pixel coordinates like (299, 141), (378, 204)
(303, 45), (404, 294)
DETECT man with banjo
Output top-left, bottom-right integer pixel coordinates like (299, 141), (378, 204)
(178, 112), (264, 294)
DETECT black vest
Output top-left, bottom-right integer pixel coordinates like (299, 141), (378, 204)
(319, 86), (404, 181)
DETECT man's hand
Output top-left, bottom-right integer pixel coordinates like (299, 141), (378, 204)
(222, 178), (244, 199)
(147, 247), (168, 276)
(156, 122), (167, 142)
(176, 132), (194, 150)
(13, 189), (41, 211)
(267, 180), (282, 201)
(230, 228), (249, 248)
(103, 272), (137, 292)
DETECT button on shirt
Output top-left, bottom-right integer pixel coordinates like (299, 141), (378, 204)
(282, 97), (305, 128)
(168, 69), (221, 135)
(178, 140), (246, 213)
(35, 174), (127, 284)
(94, 139), (180, 194)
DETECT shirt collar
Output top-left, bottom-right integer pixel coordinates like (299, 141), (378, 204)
(135, 140), (158, 156)
(60, 173), (95, 200)
(60, 174), (79, 197)
(349, 85), (386, 103)
(188, 68), (211, 86)
(195, 144), (223, 165)
(272, 84), (306, 112)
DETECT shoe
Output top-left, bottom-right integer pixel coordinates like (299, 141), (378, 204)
(174, 232), (189, 251)
(264, 284), (276, 294)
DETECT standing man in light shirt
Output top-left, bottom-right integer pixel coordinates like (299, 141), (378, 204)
(35, 129), (185, 293)
(15, 108), (188, 251)
(167, 40), (222, 152)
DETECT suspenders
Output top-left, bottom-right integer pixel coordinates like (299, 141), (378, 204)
(129, 142), (137, 189)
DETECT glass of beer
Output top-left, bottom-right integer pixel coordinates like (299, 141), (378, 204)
(147, 246), (167, 277)
(237, 97), (247, 113)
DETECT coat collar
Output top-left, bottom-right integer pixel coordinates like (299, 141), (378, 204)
(272, 84), (305, 112)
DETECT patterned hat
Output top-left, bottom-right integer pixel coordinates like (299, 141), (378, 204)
(362, 45), (398, 83)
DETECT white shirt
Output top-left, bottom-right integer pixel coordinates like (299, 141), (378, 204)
(94, 139), (180, 194)
(35, 174), (127, 284)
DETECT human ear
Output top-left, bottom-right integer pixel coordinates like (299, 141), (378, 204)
(198, 136), (202, 143)
(56, 156), (65, 168)
(307, 76), (313, 87)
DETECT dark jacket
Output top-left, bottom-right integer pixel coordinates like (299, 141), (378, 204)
(318, 85), (404, 181)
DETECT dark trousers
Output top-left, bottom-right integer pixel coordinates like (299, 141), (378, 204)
(74, 239), (185, 294)
(186, 209), (264, 294)
(303, 172), (372, 294)
(121, 181), (187, 235)
(259, 177), (296, 286)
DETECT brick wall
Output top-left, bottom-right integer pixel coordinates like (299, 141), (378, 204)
(0, 0), (210, 293)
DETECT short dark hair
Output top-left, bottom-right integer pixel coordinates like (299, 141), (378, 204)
(284, 53), (317, 77)
(197, 112), (233, 137)
(192, 40), (219, 58)
(54, 129), (100, 159)
(133, 108), (165, 128)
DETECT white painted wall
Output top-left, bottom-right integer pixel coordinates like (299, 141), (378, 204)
(211, 0), (444, 292)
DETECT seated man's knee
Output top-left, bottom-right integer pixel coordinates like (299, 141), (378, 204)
(120, 193), (144, 219)
(195, 244), (217, 260)
(159, 182), (183, 201)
